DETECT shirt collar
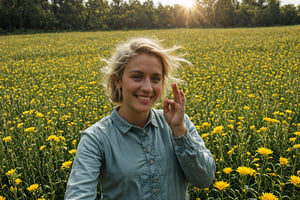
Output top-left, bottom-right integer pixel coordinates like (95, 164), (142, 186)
(110, 107), (158, 134)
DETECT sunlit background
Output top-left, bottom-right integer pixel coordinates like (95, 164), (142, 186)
(128, 0), (299, 6)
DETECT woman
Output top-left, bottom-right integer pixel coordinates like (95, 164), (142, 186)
(65, 38), (216, 200)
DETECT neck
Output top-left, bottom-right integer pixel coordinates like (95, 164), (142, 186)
(117, 107), (150, 128)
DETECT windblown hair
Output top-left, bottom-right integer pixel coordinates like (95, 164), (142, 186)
(101, 37), (190, 104)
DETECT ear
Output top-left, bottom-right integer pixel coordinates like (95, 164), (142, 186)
(113, 75), (121, 88)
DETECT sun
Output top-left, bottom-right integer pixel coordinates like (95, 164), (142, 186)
(180, 0), (195, 8)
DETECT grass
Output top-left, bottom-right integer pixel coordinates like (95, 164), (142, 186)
(0, 26), (299, 199)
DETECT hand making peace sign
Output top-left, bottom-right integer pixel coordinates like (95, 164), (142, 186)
(163, 83), (187, 137)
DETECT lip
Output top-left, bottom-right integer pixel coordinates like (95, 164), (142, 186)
(136, 95), (152, 103)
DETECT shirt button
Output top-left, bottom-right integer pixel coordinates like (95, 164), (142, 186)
(146, 147), (152, 153)
(153, 178), (158, 183)
(149, 159), (154, 165)
(154, 189), (159, 194)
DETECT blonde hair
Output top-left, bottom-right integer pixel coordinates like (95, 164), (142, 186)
(101, 37), (190, 104)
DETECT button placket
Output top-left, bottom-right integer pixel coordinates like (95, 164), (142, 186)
(146, 146), (152, 153)
(141, 127), (161, 198)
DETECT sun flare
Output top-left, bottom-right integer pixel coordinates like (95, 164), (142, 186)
(181, 0), (195, 8)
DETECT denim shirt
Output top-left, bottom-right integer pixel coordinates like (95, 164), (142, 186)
(65, 108), (216, 200)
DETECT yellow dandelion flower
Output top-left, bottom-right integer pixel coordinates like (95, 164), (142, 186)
(289, 137), (297, 142)
(279, 157), (289, 166)
(72, 139), (77, 145)
(260, 127), (268, 132)
(201, 133), (209, 138)
(17, 123), (24, 128)
(15, 178), (22, 185)
(27, 184), (39, 192)
(223, 167), (233, 174)
(257, 147), (273, 156)
(269, 173), (277, 177)
(294, 131), (300, 136)
(289, 175), (300, 187)
(212, 126), (223, 134)
(24, 127), (35, 133)
(39, 145), (46, 151)
(227, 124), (234, 129)
(293, 144), (300, 149)
(61, 161), (73, 169)
(238, 117), (244, 120)
(22, 111), (30, 115)
(36, 112), (44, 118)
(69, 149), (77, 154)
(259, 192), (279, 200)
(250, 125), (255, 130)
(263, 117), (280, 123)
(236, 166), (257, 176)
(0, 196), (6, 200)
(46, 135), (57, 141)
(213, 181), (230, 190)
(201, 122), (211, 127)
(5, 169), (16, 176)
(227, 149), (234, 155)
(3, 136), (12, 143)
(244, 106), (250, 110)
(10, 186), (17, 192)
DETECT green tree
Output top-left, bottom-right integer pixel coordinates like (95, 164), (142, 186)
(156, 4), (174, 28)
(195, 0), (217, 27)
(85, 0), (110, 30)
(280, 4), (298, 25)
(214, 0), (236, 27)
(142, 0), (158, 28)
(109, 0), (126, 29)
(51, 0), (87, 30)
(262, 0), (280, 26)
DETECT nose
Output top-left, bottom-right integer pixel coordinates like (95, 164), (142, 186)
(141, 78), (153, 92)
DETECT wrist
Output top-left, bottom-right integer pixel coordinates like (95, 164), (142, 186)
(172, 125), (187, 137)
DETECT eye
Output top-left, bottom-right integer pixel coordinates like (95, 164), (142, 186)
(132, 75), (142, 81)
(151, 76), (161, 83)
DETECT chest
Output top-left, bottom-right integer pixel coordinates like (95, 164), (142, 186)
(101, 127), (178, 182)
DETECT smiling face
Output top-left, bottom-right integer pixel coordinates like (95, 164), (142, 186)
(115, 53), (163, 122)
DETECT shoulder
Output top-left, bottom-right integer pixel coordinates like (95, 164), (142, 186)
(81, 115), (112, 142)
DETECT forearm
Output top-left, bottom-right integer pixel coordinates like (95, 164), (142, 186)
(172, 116), (216, 188)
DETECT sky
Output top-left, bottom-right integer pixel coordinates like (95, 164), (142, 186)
(131, 0), (299, 6)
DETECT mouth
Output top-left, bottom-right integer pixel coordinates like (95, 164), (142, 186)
(136, 95), (151, 102)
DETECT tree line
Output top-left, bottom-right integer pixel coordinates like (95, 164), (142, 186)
(0, 0), (299, 33)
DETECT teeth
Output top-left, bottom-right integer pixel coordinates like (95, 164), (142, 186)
(138, 96), (150, 101)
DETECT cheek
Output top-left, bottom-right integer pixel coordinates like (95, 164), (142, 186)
(154, 84), (162, 94)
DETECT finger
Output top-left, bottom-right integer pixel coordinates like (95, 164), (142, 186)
(163, 98), (173, 111)
(172, 83), (181, 104)
(180, 90), (186, 107)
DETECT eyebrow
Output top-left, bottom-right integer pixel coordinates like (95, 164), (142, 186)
(129, 70), (162, 76)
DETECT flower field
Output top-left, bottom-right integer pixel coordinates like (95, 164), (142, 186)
(0, 26), (299, 199)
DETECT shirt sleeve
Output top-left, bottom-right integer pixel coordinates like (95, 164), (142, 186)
(172, 114), (216, 188)
(64, 131), (104, 200)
